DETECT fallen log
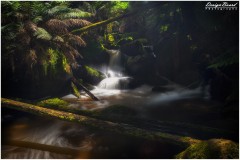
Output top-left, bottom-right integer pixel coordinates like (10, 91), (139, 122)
(1, 98), (196, 147)
(72, 77), (99, 101)
(2, 139), (80, 157)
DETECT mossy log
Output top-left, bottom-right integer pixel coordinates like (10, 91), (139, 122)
(1, 98), (195, 147)
(72, 12), (135, 34)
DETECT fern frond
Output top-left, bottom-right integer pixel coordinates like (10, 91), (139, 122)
(34, 27), (52, 40)
(63, 19), (91, 28)
(67, 34), (86, 47)
(45, 19), (68, 34)
(32, 16), (43, 24)
(208, 53), (238, 69)
(57, 9), (92, 19)
(60, 42), (84, 62)
(24, 21), (38, 32)
(53, 35), (64, 42)
(17, 28), (31, 45)
(63, 50), (76, 63)
(47, 5), (71, 17)
(82, 2), (96, 15)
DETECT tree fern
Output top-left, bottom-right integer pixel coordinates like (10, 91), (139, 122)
(67, 34), (86, 47)
(56, 9), (92, 19)
(34, 27), (52, 40)
(2, 1), (92, 79)
(47, 5), (71, 17)
(24, 21), (38, 33)
(63, 19), (91, 28)
(53, 35), (64, 43)
(45, 19), (68, 34)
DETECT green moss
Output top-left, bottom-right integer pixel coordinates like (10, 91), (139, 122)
(68, 114), (75, 121)
(176, 139), (239, 159)
(71, 82), (80, 98)
(107, 34), (115, 43)
(84, 65), (101, 77)
(37, 98), (69, 109)
(59, 115), (64, 119)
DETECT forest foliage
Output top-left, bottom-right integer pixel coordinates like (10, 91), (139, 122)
(2, 1), (238, 102)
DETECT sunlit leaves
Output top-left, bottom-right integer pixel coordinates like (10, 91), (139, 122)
(111, 1), (129, 14)
(47, 48), (59, 68)
(107, 34), (115, 43)
(62, 56), (71, 74)
(160, 24), (169, 33)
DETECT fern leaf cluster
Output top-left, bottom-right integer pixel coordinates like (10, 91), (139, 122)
(46, 19), (68, 34)
(67, 34), (87, 47)
(34, 27), (52, 40)
(63, 19), (92, 28)
(57, 9), (92, 19)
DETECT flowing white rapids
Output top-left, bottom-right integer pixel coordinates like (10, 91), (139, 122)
(97, 77), (131, 89)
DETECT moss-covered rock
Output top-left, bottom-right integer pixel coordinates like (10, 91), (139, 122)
(175, 139), (239, 159)
(84, 66), (101, 77)
(72, 65), (106, 85)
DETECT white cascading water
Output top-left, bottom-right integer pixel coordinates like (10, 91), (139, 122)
(96, 50), (131, 90)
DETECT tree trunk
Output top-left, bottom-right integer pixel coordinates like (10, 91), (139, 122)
(1, 98), (196, 147)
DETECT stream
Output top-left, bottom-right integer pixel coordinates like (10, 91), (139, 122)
(2, 50), (238, 159)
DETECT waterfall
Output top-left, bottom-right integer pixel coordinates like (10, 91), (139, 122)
(96, 50), (131, 90)
(108, 49), (122, 73)
(98, 77), (131, 89)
